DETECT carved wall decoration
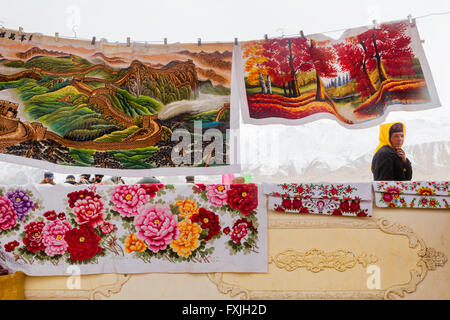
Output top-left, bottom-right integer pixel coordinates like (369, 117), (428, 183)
(269, 248), (378, 273)
(24, 274), (131, 300)
(208, 217), (447, 300)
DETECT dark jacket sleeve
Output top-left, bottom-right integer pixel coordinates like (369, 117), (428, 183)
(373, 154), (394, 181)
(403, 158), (413, 180)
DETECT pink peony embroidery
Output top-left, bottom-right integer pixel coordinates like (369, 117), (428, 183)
(133, 203), (179, 252)
(230, 222), (249, 243)
(111, 185), (149, 218)
(0, 196), (17, 231)
(73, 196), (104, 227)
(42, 220), (72, 256)
(205, 184), (229, 207)
(100, 221), (116, 234)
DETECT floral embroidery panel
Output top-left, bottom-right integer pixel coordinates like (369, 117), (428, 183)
(263, 182), (372, 217)
(373, 181), (450, 209)
(0, 183), (267, 275)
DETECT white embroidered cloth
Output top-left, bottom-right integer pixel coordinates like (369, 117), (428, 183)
(263, 182), (372, 217)
(373, 181), (450, 209)
(0, 183), (267, 275)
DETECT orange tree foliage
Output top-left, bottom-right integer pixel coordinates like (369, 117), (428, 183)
(243, 42), (268, 85)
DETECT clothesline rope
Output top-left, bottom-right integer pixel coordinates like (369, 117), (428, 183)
(280, 11), (450, 39)
(2, 11), (450, 45)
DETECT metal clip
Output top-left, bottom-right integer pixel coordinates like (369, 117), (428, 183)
(126, 37), (130, 47)
(234, 37), (238, 45)
(91, 36), (96, 45)
(55, 32), (59, 42)
(264, 34), (268, 43)
(198, 38), (201, 47)
(300, 30), (305, 38)
(164, 38), (167, 45)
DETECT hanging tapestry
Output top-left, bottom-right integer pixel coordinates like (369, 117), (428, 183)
(0, 183), (267, 275)
(236, 19), (440, 128)
(373, 181), (449, 209)
(0, 29), (239, 176)
(263, 182), (372, 217)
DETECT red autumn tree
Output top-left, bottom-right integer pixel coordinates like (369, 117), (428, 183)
(262, 38), (297, 96)
(308, 40), (338, 100)
(262, 37), (337, 100)
(335, 22), (415, 98)
(365, 22), (415, 80)
(334, 36), (377, 98)
(262, 37), (314, 97)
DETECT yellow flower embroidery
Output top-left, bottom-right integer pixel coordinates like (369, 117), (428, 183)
(125, 233), (147, 253)
(174, 199), (199, 219)
(170, 220), (201, 258)
(418, 187), (434, 196)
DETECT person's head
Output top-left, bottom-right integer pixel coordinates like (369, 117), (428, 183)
(111, 176), (123, 184)
(185, 176), (195, 183)
(232, 177), (245, 184)
(66, 175), (75, 182)
(80, 174), (90, 181)
(388, 122), (405, 148)
(43, 171), (54, 183)
(94, 174), (104, 183)
(137, 176), (160, 184)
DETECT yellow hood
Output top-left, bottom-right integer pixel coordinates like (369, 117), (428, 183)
(373, 122), (406, 163)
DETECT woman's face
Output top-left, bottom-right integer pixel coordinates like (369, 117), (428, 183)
(390, 132), (404, 148)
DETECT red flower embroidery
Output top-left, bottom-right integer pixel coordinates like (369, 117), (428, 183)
(382, 193), (393, 203)
(420, 198), (428, 205)
(296, 186), (304, 193)
(299, 207), (309, 214)
(67, 190), (100, 208)
(332, 209), (342, 216)
(350, 201), (360, 212)
(223, 227), (231, 235)
(43, 210), (57, 221)
(4, 240), (19, 252)
(339, 201), (350, 211)
(23, 221), (46, 253)
(140, 184), (163, 198)
(65, 225), (102, 261)
(230, 218), (255, 243)
(292, 199), (303, 210)
(281, 198), (292, 210)
(357, 211), (367, 217)
(226, 184), (258, 215)
(191, 208), (221, 241)
(193, 184), (206, 193)
(58, 212), (66, 220)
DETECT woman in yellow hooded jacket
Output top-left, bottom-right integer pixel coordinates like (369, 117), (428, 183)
(371, 122), (412, 181)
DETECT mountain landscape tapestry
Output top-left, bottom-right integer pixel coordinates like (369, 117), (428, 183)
(0, 183), (267, 275)
(237, 19), (440, 127)
(0, 30), (238, 175)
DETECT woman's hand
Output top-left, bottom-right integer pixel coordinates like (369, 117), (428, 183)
(395, 147), (407, 163)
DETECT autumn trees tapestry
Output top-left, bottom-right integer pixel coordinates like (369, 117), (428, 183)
(0, 30), (238, 175)
(239, 19), (440, 127)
